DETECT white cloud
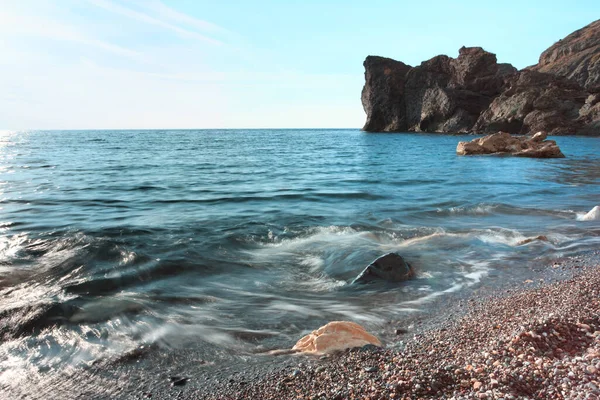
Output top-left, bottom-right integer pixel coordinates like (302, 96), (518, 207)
(0, 9), (140, 59)
(0, 1), (363, 129)
(134, 0), (227, 34)
(87, 0), (223, 45)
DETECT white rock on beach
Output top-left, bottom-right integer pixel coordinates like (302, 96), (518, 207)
(581, 206), (600, 221)
(292, 321), (381, 355)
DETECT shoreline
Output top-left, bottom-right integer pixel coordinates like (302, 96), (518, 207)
(3, 251), (599, 399)
(206, 252), (600, 399)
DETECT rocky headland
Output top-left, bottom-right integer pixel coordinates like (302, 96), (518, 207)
(362, 19), (600, 135)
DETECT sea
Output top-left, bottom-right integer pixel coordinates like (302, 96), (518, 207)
(0, 129), (599, 397)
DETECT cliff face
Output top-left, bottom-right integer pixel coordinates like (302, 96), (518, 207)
(362, 19), (600, 135)
(403, 47), (516, 133)
(473, 71), (588, 135)
(532, 20), (600, 92)
(361, 56), (412, 132)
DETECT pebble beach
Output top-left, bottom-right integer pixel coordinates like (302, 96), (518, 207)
(209, 253), (600, 400)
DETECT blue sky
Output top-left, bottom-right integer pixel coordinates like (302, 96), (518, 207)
(1, 0), (598, 129)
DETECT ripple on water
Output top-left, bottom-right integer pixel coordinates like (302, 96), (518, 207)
(0, 130), (599, 396)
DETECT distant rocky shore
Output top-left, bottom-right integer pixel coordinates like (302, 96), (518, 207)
(362, 19), (600, 135)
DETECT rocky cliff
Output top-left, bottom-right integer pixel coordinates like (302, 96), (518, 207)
(362, 56), (412, 132)
(532, 19), (600, 91)
(362, 19), (600, 135)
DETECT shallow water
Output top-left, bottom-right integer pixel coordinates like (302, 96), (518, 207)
(0, 129), (599, 393)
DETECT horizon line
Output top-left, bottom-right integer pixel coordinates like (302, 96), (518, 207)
(2, 127), (363, 132)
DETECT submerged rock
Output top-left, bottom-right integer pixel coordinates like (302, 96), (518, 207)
(352, 253), (414, 284)
(516, 235), (549, 246)
(456, 131), (565, 158)
(292, 321), (381, 355)
(581, 206), (600, 221)
(169, 376), (188, 387)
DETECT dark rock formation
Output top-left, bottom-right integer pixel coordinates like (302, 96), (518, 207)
(456, 131), (565, 158)
(362, 47), (516, 133)
(352, 253), (414, 284)
(362, 56), (412, 132)
(532, 20), (600, 92)
(404, 47), (516, 133)
(473, 71), (588, 135)
(578, 93), (600, 134)
(362, 19), (600, 135)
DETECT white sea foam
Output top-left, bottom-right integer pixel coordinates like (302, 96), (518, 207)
(476, 228), (527, 246)
(577, 206), (600, 221)
(259, 226), (393, 251)
(299, 255), (325, 271)
(402, 260), (490, 306)
(0, 233), (29, 263)
(443, 204), (498, 215)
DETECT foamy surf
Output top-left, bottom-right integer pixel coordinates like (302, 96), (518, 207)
(1, 130), (598, 399)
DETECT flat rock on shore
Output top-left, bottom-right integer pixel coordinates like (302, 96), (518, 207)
(292, 321), (381, 355)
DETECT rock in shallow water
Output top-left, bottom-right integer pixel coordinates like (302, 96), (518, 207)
(169, 376), (188, 387)
(516, 235), (549, 246)
(352, 252), (414, 284)
(456, 131), (565, 158)
(292, 321), (381, 355)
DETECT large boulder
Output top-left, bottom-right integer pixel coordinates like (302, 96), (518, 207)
(292, 321), (381, 355)
(456, 131), (565, 158)
(352, 253), (414, 284)
(532, 19), (600, 92)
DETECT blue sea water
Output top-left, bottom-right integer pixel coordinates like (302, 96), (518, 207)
(0, 129), (599, 395)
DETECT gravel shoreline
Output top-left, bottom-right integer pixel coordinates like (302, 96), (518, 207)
(210, 255), (600, 399)
(4, 254), (599, 399)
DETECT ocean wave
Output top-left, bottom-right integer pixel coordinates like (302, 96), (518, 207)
(438, 204), (499, 216)
(430, 203), (582, 220)
(242, 224), (545, 293)
(148, 191), (388, 206)
(575, 213), (587, 221)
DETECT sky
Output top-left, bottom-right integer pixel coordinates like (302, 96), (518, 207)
(1, 0), (599, 130)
